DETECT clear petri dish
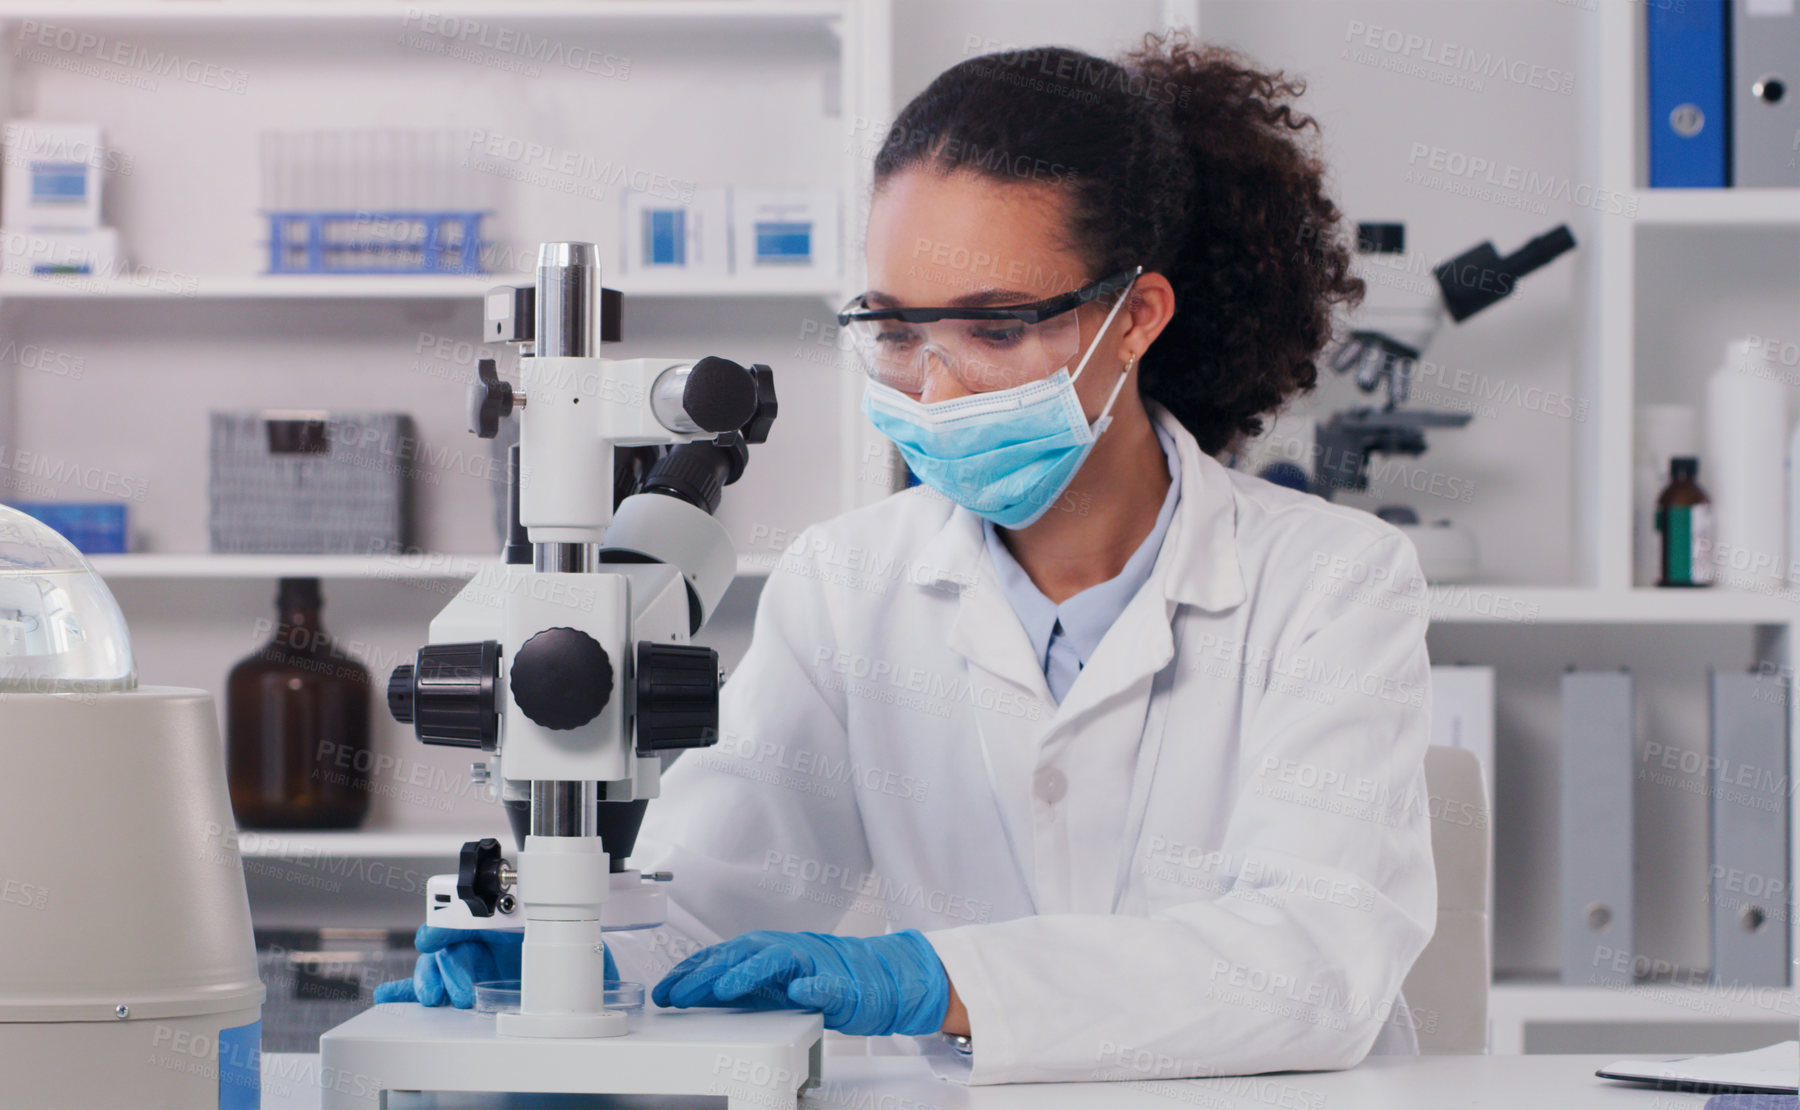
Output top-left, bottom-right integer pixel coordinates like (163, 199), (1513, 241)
(472, 979), (645, 1028)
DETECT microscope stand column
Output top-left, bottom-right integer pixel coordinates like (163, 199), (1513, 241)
(497, 832), (624, 1039)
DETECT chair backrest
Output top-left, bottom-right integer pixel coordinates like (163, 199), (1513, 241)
(1401, 745), (1492, 1054)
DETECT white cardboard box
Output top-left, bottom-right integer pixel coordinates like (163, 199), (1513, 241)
(621, 187), (729, 277)
(3, 121), (108, 231)
(729, 187), (839, 277)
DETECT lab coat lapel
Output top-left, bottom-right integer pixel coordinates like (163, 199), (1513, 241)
(1047, 585), (1172, 726)
(919, 507), (1056, 705)
(1048, 406), (1245, 722)
(1151, 404), (1247, 614)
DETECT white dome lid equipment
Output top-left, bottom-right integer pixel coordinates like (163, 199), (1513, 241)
(0, 504), (136, 692)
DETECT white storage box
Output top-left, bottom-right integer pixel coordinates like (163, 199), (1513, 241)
(3, 120), (108, 230)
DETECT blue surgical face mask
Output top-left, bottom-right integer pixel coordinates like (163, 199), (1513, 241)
(862, 275), (1138, 529)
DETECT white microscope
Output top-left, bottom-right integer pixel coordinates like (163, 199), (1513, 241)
(319, 243), (822, 1107)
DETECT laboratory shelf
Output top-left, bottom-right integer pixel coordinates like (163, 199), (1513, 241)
(232, 829), (469, 861)
(1632, 190), (1800, 228)
(87, 553), (489, 580)
(1488, 979), (1800, 1054)
(88, 552), (778, 581)
(0, 0), (851, 26)
(1428, 586), (1800, 625)
(83, 559), (1800, 612)
(0, 273), (843, 302)
(0, 275), (522, 301)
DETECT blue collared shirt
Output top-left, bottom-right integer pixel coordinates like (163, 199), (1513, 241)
(982, 426), (1181, 704)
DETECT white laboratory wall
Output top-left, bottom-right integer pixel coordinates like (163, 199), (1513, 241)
(889, 0), (1167, 98)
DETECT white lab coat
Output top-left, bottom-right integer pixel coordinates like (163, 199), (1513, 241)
(611, 404), (1438, 1085)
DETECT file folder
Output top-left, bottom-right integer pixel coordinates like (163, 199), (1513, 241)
(1709, 670), (1791, 987)
(1561, 671), (1636, 986)
(1648, 0), (1731, 187)
(1732, 0), (1800, 186)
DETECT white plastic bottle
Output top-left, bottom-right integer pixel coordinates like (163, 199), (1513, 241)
(1705, 339), (1787, 591)
(1789, 413), (1800, 592)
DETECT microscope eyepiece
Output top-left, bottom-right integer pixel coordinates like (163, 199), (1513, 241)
(639, 440), (747, 516)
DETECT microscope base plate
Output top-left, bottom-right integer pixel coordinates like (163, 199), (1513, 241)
(318, 1003), (823, 1109)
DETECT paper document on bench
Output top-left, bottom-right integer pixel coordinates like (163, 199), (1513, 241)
(1597, 1041), (1798, 1095)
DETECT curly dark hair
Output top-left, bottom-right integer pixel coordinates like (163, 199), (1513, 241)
(872, 32), (1363, 455)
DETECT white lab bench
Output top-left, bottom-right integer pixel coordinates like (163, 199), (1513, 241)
(260, 1052), (1715, 1109)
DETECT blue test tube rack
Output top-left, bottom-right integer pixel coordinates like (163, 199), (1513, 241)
(264, 210), (489, 275)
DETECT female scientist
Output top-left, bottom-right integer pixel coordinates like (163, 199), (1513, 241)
(383, 33), (1438, 1084)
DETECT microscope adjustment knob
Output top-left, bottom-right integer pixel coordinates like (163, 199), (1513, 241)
(743, 363), (778, 445)
(388, 665), (416, 723)
(396, 642), (502, 750)
(457, 837), (508, 918)
(510, 627), (614, 731)
(681, 356), (759, 434)
(470, 358), (515, 439)
(635, 641), (721, 752)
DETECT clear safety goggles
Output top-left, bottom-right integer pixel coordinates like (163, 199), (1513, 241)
(836, 267), (1140, 395)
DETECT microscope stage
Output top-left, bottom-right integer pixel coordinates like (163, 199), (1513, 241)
(318, 1003), (823, 1109)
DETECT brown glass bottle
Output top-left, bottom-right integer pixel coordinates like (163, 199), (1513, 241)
(227, 577), (372, 828)
(1656, 456), (1715, 588)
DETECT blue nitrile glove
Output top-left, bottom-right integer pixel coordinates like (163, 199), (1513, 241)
(373, 925), (621, 1008)
(373, 926), (522, 1008)
(651, 929), (949, 1037)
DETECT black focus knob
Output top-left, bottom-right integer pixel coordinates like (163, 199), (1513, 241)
(635, 641), (721, 752)
(394, 642), (501, 750)
(743, 364), (777, 445)
(682, 356), (759, 434)
(470, 358), (515, 439)
(388, 664), (416, 723)
(457, 837), (507, 917)
(510, 627), (614, 731)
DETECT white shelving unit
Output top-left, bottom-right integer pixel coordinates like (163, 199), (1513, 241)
(0, 0), (895, 546)
(1488, 980), (1800, 1055)
(1573, 11), (1800, 597)
(0, 0), (896, 510)
(0, 1), (857, 25)
(87, 553), (486, 579)
(233, 829), (469, 861)
(1430, 586), (1800, 625)
(85, 552), (777, 580)
(0, 272), (845, 301)
(1633, 190), (1800, 227)
(1429, 0), (1800, 1054)
(0, 0), (892, 873)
